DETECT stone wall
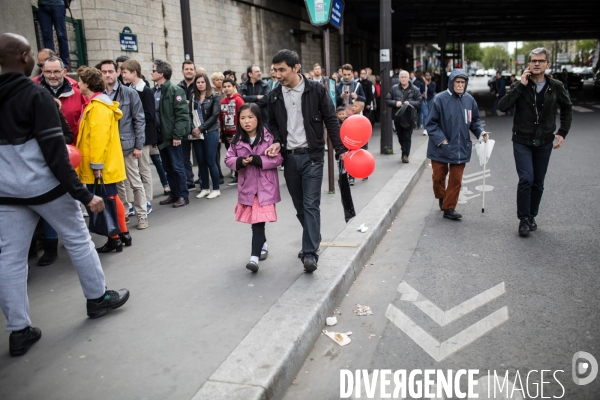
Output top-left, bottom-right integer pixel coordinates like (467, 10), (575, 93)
(26, 0), (343, 82)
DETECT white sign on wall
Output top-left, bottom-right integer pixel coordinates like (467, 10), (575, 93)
(380, 49), (390, 63)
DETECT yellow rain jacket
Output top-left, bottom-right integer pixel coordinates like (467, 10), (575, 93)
(76, 94), (126, 184)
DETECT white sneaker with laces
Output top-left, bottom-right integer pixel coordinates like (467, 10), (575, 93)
(207, 190), (221, 199)
(196, 189), (210, 199)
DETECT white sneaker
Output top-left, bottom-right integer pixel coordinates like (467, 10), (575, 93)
(422, 129), (428, 136)
(207, 190), (221, 199)
(196, 189), (210, 199)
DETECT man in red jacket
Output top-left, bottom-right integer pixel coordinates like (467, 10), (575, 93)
(219, 78), (244, 185)
(35, 56), (86, 139)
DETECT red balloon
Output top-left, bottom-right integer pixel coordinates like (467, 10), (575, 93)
(341, 115), (372, 150)
(67, 145), (81, 168)
(344, 149), (375, 179)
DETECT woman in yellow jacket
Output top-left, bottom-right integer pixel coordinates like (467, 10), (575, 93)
(76, 66), (130, 253)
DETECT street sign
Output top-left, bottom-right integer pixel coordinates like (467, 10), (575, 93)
(305, 0), (332, 26)
(120, 27), (138, 52)
(304, 0), (344, 29)
(329, 0), (344, 29)
(517, 54), (525, 64)
(380, 49), (390, 62)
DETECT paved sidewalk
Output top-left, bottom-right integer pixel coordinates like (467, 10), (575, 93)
(0, 128), (428, 400)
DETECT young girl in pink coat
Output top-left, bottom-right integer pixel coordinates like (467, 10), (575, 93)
(224, 103), (283, 272)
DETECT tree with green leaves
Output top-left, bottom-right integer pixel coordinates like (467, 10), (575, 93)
(482, 45), (510, 70)
(464, 43), (484, 64)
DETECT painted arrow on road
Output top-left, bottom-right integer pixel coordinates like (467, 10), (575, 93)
(385, 282), (508, 362)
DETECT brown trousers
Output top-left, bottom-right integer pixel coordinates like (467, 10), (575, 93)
(432, 161), (466, 210)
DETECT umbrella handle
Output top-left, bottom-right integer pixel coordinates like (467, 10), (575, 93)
(482, 140), (486, 213)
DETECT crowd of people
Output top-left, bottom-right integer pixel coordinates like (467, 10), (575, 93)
(0, 33), (572, 358)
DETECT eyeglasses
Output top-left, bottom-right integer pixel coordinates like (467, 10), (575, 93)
(43, 70), (63, 76)
(530, 59), (547, 64)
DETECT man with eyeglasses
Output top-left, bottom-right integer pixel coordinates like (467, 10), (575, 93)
(36, 55), (86, 137)
(499, 47), (572, 237)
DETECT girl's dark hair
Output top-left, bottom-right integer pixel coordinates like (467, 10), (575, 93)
(192, 73), (213, 99)
(232, 103), (265, 145)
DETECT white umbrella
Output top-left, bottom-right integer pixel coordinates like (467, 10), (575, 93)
(475, 137), (495, 213)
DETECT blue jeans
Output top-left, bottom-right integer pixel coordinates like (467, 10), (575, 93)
(421, 99), (430, 127)
(491, 95), (503, 114)
(193, 131), (220, 190)
(37, 5), (70, 68)
(150, 153), (169, 188)
(159, 144), (189, 199)
(182, 140), (199, 186)
(42, 219), (58, 240)
(513, 142), (553, 220)
(283, 153), (324, 260)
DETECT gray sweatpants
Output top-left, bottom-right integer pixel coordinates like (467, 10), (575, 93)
(0, 194), (106, 331)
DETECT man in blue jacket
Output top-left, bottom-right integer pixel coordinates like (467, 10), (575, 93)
(426, 69), (489, 220)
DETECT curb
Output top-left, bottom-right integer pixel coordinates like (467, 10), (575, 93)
(191, 142), (430, 400)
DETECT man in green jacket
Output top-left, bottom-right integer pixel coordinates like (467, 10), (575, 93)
(152, 59), (191, 208)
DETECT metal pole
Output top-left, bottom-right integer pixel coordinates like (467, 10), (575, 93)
(461, 42), (465, 70)
(324, 27), (335, 193)
(380, 0), (393, 154)
(179, 0), (194, 61)
(339, 21), (345, 66)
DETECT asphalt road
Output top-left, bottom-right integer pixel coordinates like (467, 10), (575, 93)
(284, 78), (600, 400)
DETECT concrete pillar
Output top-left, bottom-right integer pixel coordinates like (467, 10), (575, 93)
(379, 0), (393, 154)
(0, 1), (37, 75)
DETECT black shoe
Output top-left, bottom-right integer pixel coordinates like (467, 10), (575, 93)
(303, 255), (318, 272)
(96, 237), (123, 253)
(219, 178), (225, 185)
(298, 250), (304, 259)
(349, 177), (355, 186)
(38, 238), (58, 266)
(86, 289), (130, 319)
(9, 326), (42, 357)
(120, 232), (132, 247)
(173, 197), (189, 208)
(159, 196), (178, 205)
(528, 217), (537, 231)
(443, 209), (462, 220)
(518, 219), (531, 237)
(227, 177), (238, 186)
(187, 183), (196, 190)
(438, 198), (444, 211)
(246, 261), (259, 272)
(362, 177), (369, 181)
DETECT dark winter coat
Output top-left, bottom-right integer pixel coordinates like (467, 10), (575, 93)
(498, 77), (572, 146)
(425, 69), (484, 164)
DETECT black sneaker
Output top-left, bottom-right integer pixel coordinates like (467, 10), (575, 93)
(86, 289), (130, 319)
(348, 177), (355, 186)
(528, 217), (537, 231)
(9, 326), (42, 357)
(443, 209), (462, 220)
(227, 177), (238, 186)
(518, 219), (531, 237)
(303, 255), (318, 273)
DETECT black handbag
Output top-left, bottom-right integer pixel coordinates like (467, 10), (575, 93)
(86, 178), (120, 237)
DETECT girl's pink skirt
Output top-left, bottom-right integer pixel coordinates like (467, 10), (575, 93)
(234, 196), (277, 224)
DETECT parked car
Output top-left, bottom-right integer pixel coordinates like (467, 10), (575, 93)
(475, 68), (485, 77)
(486, 69), (496, 77)
(573, 67), (594, 80)
(594, 70), (600, 94)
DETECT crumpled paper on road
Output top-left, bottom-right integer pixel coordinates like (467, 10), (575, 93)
(357, 223), (369, 233)
(354, 304), (373, 316)
(323, 330), (352, 346)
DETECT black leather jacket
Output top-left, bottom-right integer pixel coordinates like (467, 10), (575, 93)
(268, 76), (346, 161)
(189, 92), (221, 133)
(499, 78), (572, 146)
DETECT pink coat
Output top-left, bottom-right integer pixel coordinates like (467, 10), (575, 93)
(224, 130), (283, 206)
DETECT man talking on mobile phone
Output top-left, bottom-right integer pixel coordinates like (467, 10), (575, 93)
(499, 47), (572, 238)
